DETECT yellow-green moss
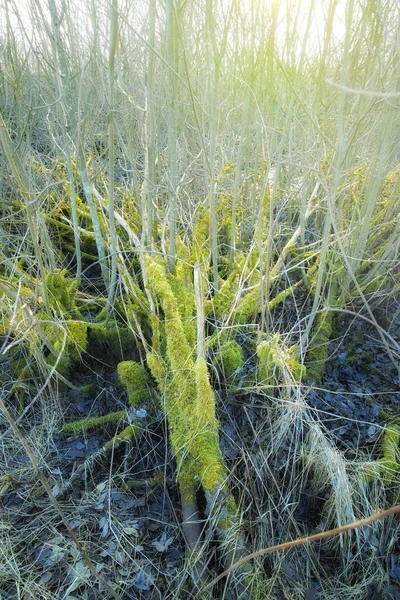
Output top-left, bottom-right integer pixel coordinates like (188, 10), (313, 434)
(94, 308), (109, 323)
(256, 337), (278, 386)
(79, 382), (98, 395)
(269, 284), (299, 310)
(10, 270), (88, 374)
(174, 235), (193, 283)
(257, 333), (305, 386)
(146, 315), (168, 386)
(207, 488), (239, 532)
(306, 309), (334, 383)
(234, 280), (299, 325)
(145, 258), (194, 373)
(117, 361), (149, 406)
(104, 423), (139, 448)
(212, 339), (244, 383)
(9, 358), (28, 380)
(368, 218), (397, 250)
(9, 363), (30, 412)
(61, 411), (126, 434)
(177, 462), (198, 506)
(206, 254), (246, 319)
(380, 410), (400, 427)
(362, 426), (400, 487)
(167, 273), (196, 348)
(145, 257), (197, 500)
(146, 350), (168, 388)
(62, 243), (98, 262)
(61, 320), (88, 361)
(190, 208), (210, 264)
(46, 269), (81, 318)
(145, 257), (227, 505)
(192, 357), (225, 493)
(87, 321), (135, 365)
(37, 317), (87, 374)
(151, 471), (165, 487)
(382, 426), (400, 462)
(1, 270), (87, 375)
(234, 281), (262, 324)
(119, 471), (164, 493)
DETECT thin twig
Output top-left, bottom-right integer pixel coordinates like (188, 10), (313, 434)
(195, 504), (400, 598)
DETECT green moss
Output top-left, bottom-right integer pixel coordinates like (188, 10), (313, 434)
(151, 471), (165, 487)
(174, 235), (193, 283)
(363, 426), (400, 487)
(61, 411), (126, 434)
(87, 321), (136, 364)
(79, 382), (98, 395)
(177, 463), (198, 506)
(44, 352), (69, 377)
(257, 333), (305, 386)
(118, 473), (164, 493)
(167, 274), (196, 348)
(94, 308), (109, 323)
(306, 270), (342, 383)
(380, 410), (400, 427)
(46, 269), (81, 317)
(62, 243), (98, 262)
(212, 339), (244, 383)
(38, 317), (87, 374)
(192, 357), (225, 493)
(269, 284), (299, 310)
(5, 268), (89, 375)
(9, 358), (28, 379)
(104, 423), (139, 448)
(117, 361), (149, 406)
(383, 426), (400, 458)
(206, 254), (246, 319)
(9, 364), (30, 412)
(256, 337), (278, 386)
(209, 492), (238, 532)
(146, 349), (168, 388)
(234, 280), (299, 325)
(145, 258), (194, 373)
(145, 257), (197, 499)
(125, 293), (152, 341)
(233, 278), (262, 324)
(61, 320), (88, 361)
(146, 315), (168, 386)
(367, 218), (397, 250)
(190, 208), (210, 264)
(306, 309), (334, 383)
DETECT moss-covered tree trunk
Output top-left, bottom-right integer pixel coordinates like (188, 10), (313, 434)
(144, 256), (251, 594)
